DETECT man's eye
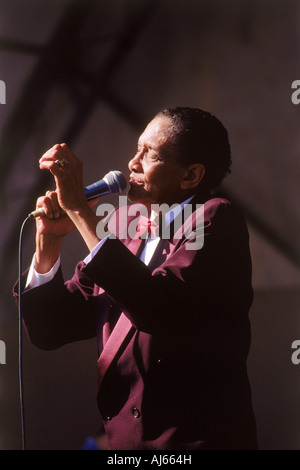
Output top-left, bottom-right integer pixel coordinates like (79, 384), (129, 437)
(149, 153), (162, 161)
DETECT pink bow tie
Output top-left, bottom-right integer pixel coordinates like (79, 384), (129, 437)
(136, 215), (160, 239)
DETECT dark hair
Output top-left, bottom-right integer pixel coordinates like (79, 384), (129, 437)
(156, 107), (232, 191)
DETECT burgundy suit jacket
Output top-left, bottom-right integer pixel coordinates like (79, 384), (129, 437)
(15, 195), (257, 450)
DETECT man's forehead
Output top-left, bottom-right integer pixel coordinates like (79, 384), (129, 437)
(139, 116), (174, 148)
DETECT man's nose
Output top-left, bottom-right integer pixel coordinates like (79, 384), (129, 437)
(128, 150), (143, 172)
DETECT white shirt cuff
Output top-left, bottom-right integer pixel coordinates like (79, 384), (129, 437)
(25, 253), (61, 289)
(83, 235), (110, 264)
(25, 236), (110, 290)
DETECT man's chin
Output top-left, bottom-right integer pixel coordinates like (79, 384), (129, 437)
(127, 188), (151, 207)
(127, 194), (145, 205)
(128, 185), (142, 201)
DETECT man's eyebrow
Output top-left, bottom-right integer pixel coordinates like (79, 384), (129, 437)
(148, 143), (159, 152)
(138, 140), (159, 153)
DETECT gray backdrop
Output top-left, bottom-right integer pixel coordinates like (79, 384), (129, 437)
(0, 0), (299, 450)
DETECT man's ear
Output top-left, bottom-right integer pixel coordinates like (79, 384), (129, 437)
(180, 163), (206, 190)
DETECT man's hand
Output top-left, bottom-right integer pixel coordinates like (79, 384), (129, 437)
(36, 143), (101, 260)
(35, 190), (75, 238)
(38, 143), (87, 214)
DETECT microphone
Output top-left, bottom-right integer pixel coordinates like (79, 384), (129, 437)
(28, 170), (128, 218)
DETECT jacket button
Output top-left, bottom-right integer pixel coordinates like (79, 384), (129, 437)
(132, 407), (141, 418)
(105, 416), (112, 421)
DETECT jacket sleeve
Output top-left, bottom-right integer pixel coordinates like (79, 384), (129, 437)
(13, 261), (100, 350)
(81, 200), (254, 335)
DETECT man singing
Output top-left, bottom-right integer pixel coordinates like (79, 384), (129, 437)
(15, 107), (257, 450)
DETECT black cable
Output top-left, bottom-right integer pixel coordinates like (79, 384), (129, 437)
(18, 215), (31, 450)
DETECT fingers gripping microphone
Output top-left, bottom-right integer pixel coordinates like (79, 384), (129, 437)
(29, 170), (128, 218)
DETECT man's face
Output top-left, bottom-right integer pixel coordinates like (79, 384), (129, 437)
(128, 116), (188, 208)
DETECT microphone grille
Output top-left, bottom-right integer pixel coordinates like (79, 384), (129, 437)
(104, 170), (128, 194)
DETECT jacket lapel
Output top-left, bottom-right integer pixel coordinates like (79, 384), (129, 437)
(97, 312), (134, 388)
(97, 234), (145, 388)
